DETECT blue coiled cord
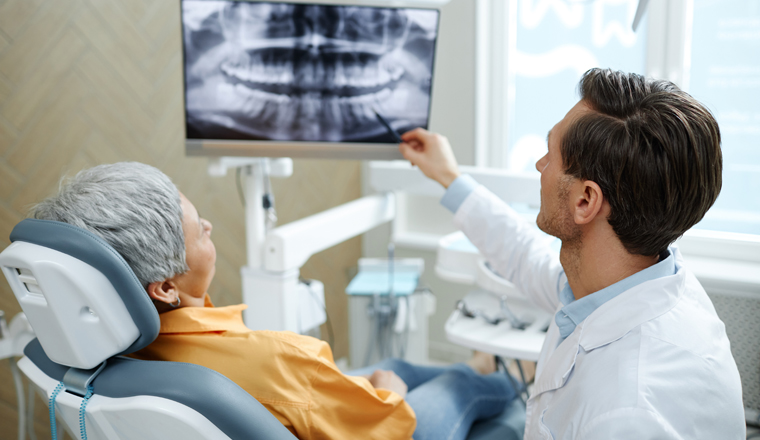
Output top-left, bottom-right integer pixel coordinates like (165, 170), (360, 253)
(79, 385), (94, 440)
(49, 381), (95, 440)
(49, 382), (64, 440)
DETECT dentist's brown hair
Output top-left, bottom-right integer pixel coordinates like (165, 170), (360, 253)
(560, 68), (722, 257)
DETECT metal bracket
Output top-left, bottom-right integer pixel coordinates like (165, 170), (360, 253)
(63, 361), (107, 397)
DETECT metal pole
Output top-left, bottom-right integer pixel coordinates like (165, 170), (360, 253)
(243, 160), (267, 270)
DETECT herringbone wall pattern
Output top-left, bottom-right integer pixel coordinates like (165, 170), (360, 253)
(0, 0), (361, 437)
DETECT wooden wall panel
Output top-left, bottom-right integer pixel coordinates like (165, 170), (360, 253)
(0, 0), (361, 437)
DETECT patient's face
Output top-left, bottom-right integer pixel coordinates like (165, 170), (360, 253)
(174, 193), (217, 302)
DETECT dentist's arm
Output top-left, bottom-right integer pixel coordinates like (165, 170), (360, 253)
(399, 128), (564, 314)
(398, 128), (461, 188)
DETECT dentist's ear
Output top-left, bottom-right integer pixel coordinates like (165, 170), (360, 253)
(573, 180), (605, 226)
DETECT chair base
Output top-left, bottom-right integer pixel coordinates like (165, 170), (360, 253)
(18, 356), (231, 440)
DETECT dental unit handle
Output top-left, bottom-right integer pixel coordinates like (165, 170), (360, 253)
(0, 312), (34, 360)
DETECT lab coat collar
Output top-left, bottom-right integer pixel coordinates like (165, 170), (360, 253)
(531, 325), (584, 396)
(530, 246), (686, 397)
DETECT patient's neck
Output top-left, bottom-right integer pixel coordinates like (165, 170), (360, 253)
(177, 291), (209, 308)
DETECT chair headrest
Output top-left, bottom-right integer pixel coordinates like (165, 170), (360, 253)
(0, 219), (160, 369)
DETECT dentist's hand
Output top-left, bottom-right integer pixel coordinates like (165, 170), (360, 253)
(399, 128), (461, 188)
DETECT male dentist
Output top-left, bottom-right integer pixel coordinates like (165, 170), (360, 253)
(399, 68), (745, 439)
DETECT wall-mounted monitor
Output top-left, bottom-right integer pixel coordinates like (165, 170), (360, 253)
(181, 0), (440, 159)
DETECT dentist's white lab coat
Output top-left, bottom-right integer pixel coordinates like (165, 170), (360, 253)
(453, 186), (745, 439)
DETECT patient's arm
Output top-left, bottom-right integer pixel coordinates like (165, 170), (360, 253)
(367, 370), (408, 399)
(345, 371), (409, 399)
(309, 342), (416, 439)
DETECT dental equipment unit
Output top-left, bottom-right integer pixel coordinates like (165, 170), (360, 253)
(345, 249), (434, 367)
(437, 231), (551, 362)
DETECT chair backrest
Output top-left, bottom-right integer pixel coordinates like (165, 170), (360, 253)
(1, 219), (297, 440)
(1, 219), (159, 368)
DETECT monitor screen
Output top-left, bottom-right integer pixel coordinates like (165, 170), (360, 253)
(181, 0), (440, 158)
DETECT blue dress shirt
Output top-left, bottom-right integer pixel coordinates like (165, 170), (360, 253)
(554, 252), (675, 339)
(440, 174), (480, 213)
(441, 174), (677, 340)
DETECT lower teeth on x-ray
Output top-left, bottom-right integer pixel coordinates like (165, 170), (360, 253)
(182, 1), (439, 143)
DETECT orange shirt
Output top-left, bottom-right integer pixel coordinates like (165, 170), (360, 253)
(131, 299), (416, 440)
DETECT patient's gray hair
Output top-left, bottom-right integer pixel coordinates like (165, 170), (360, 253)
(31, 162), (189, 288)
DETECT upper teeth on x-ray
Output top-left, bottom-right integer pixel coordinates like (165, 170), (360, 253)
(182, 1), (439, 143)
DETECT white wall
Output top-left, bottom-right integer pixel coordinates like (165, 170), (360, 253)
(427, 0), (477, 166)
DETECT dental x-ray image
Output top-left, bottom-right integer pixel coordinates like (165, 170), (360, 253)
(182, 0), (439, 143)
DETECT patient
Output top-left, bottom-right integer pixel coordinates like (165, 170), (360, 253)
(31, 162), (518, 440)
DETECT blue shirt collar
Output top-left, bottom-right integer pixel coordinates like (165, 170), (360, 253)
(555, 250), (676, 340)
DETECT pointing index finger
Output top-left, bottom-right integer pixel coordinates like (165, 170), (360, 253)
(401, 127), (426, 142)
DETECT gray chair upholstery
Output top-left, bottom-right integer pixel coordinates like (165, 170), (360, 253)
(24, 339), (296, 440)
(9, 219), (296, 440)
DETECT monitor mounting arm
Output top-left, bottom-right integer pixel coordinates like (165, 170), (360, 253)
(209, 158), (395, 333)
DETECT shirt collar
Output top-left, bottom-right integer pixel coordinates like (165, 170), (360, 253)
(555, 250), (675, 339)
(157, 297), (250, 334)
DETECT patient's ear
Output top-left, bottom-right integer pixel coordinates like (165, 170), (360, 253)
(147, 280), (178, 305)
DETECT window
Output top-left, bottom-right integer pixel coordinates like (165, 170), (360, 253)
(477, 0), (760, 240)
(509, 0), (646, 173)
(687, 0), (760, 236)
(476, 0), (647, 170)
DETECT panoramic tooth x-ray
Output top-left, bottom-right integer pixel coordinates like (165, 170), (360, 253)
(182, 1), (440, 143)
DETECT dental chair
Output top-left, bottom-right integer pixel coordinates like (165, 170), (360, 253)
(0, 219), (297, 440)
(1, 218), (523, 440)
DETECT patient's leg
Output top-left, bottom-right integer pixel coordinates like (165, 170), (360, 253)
(349, 357), (518, 439)
(466, 350), (497, 375)
(347, 352), (497, 391)
(405, 366), (516, 440)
